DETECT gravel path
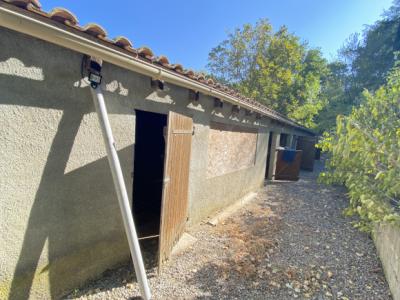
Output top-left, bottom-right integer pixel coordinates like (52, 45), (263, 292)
(66, 159), (391, 300)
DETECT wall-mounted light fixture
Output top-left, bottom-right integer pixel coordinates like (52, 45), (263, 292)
(82, 55), (102, 89)
(245, 109), (253, 116)
(151, 79), (165, 90)
(214, 98), (223, 108)
(188, 89), (200, 102)
(232, 105), (240, 114)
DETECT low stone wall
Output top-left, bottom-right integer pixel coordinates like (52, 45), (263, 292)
(373, 223), (400, 300)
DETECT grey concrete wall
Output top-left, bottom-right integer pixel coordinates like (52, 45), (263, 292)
(0, 27), (135, 299)
(187, 123), (269, 226)
(0, 27), (307, 298)
(373, 223), (400, 300)
(267, 132), (280, 180)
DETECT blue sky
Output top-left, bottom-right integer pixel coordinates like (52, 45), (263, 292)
(42, 1), (393, 71)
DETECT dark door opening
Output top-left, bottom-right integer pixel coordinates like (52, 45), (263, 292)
(132, 110), (167, 240)
(280, 133), (288, 147)
(265, 131), (273, 178)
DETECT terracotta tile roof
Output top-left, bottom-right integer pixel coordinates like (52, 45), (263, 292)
(0, 0), (314, 133)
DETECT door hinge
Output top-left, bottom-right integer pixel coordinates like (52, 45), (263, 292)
(163, 177), (170, 185)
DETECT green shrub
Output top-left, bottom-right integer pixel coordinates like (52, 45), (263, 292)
(319, 66), (400, 231)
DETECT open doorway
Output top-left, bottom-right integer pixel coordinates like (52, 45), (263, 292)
(132, 110), (167, 240)
(280, 133), (288, 147)
(132, 110), (193, 267)
(265, 131), (273, 178)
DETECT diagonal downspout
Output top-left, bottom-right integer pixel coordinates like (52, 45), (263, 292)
(90, 85), (151, 300)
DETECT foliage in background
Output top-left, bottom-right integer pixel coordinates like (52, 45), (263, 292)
(206, 1), (400, 228)
(314, 61), (352, 133)
(317, 1), (400, 229)
(319, 66), (400, 230)
(206, 1), (400, 134)
(317, 0), (400, 133)
(207, 19), (329, 129)
(340, 1), (400, 96)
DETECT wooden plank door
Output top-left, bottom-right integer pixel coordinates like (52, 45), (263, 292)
(296, 136), (316, 171)
(158, 111), (193, 266)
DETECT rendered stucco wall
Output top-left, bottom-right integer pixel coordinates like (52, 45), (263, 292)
(374, 223), (400, 300)
(187, 123), (269, 226)
(0, 27), (307, 298)
(206, 123), (258, 178)
(0, 27), (135, 299)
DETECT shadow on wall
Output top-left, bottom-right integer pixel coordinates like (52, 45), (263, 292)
(0, 27), (266, 298)
(0, 52), (134, 299)
(0, 51), (197, 299)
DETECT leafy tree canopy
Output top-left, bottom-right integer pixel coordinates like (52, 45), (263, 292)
(207, 19), (329, 129)
(206, 1), (400, 134)
(317, 0), (400, 133)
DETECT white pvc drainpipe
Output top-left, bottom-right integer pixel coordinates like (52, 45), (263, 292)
(90, 86), (151, 300)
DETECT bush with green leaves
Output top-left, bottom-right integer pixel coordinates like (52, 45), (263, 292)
(319, 66), (400, 231)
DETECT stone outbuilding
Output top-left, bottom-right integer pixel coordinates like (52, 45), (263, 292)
(0, 1), (316, 298)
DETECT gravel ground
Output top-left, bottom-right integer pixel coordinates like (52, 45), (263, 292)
(65, 159), (392, 300)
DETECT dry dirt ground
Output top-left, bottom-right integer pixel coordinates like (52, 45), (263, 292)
(66, 160), (392, 300)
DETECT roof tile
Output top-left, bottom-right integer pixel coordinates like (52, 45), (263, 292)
(81, 23), (107, 39)
(48, 8), (78, 26)
(183, 69), (195, 78)
(137, 46), (154, 59)
(195, 73), (206, 82)
(5, 0), (40, 9)
(113, 36), (133, 50)
(169, 64), (184, 74)
(154, 55), (170, 66)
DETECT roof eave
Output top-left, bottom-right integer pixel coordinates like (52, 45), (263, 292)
(0, 2), (314, 134)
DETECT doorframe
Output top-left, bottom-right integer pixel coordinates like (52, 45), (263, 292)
(267, 132), (281, 180)
(132, 109), (168, 241)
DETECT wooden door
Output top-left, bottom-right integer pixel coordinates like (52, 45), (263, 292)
(296, 136), (316, 171)
(158, 111), (193, 266)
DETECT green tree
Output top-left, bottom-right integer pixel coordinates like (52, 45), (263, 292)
(207, 19), (329, 129)
(315, 61), (351, 133)
(316, 0), (400, 133)
(287, 49), (329, 128)
(339, 0), (400, 96)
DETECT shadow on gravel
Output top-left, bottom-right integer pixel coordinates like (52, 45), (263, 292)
(63, 159), (392, 300)
(185, 198), (286, 299)
(184, 161), (392, 300)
